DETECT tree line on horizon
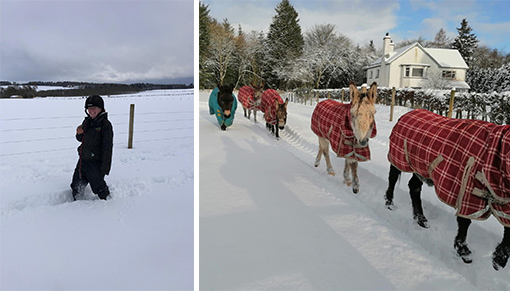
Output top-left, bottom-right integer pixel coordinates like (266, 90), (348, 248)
(199, 0), (510, 93)
(0, 81), (194, 98)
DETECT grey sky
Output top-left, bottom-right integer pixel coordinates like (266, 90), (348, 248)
(0, 0), (193, 84)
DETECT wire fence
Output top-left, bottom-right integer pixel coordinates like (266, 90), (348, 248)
(0, 109), (193, 157)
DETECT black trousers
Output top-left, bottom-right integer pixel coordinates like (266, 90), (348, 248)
(71, 159), (109, 199)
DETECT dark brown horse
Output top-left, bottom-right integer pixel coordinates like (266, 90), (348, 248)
(385, 109), (510, 270)
(259, 89), (288, 139)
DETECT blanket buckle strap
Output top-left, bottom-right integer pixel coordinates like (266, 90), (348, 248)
(455, 156), (475, 211)
(473, 170), (510, 205)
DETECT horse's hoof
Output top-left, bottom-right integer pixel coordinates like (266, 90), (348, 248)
(352, 188), (359, 194)
(414, 214), (429, 228)
(327, 167), (335, 176)
(454, 239), (472, 264)
(385, 200), (394, 210)
(492, 244), (509, 270)
(314, 159), (320, 167)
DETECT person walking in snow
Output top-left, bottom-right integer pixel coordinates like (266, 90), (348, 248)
(70, 95), (113, 200)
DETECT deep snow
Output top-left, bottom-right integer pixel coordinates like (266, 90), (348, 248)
(199, 90), (510, 290)
(0, 90), (194, 290)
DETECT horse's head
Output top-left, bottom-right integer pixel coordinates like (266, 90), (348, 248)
(252, 82), (264, 106)
(350, 81), (377, 147)
(217, 83), (235, 118)
(275, 97), (289, 130)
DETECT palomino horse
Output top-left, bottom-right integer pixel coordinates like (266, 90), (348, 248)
(259, 89), (288, 139)
(208, 83), (238, 131)
(385, 108), (510, 270)
(238, 82), (264, 122)
(311, 82), (377, 193)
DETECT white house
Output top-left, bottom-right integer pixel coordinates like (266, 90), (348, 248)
(365, 33), (470, 92)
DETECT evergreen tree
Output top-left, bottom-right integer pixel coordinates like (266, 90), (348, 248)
(265, 0), (304, 89)
(452, 18), (479, 67)
(199, 2), (212, 88)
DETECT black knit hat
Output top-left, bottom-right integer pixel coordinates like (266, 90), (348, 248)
(85, 95), (104, 109)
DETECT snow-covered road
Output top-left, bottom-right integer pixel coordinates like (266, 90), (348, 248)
(199, 90), (510, 290)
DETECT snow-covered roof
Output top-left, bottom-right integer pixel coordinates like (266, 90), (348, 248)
(365, 43), (415, 68)
(365, 43), (468, 70)
(450, 80), (471, 89)
(425, 48), (468, 69)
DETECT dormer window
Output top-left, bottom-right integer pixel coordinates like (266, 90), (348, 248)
(442, 70), (456, 79)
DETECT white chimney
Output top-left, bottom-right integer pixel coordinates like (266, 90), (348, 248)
(383, 32), (392, 57)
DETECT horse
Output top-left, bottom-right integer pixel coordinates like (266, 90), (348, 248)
(385, 108), (510, 270)
(238, 82), (264, 122)
(259, 89), (288, 139)
(311, 82), (377, 194)
(209, 83), (238, 131)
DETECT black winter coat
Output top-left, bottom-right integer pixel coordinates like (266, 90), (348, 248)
(76, 112), (114, 175)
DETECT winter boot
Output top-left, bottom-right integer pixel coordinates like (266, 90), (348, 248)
(98, 186), (110, 200)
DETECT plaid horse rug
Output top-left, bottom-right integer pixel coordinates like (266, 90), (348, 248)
(388, 109), (510, 227)
(238, 86), (257, 110)
(311, 99), (377, 162)
(260, 89), (283, 125)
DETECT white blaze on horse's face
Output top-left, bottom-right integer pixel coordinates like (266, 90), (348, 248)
(350, 82), (377, 147)
(275, 98), (289, 130)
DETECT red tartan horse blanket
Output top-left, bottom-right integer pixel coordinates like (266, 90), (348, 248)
(388, 109), (510, 227)
(238, 86), (258, 110)
(311, 99), (377, 162)
(259, 89), (283, 125)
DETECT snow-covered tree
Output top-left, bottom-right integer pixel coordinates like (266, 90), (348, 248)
(265, 0), (304, 89)
(420, 69), (453, 89)
(452, 18), (479, 67)
(199, 2), (212, 88)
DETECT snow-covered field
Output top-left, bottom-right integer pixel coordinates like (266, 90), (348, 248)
(0, 90), (194, 290)
(199, 90), (510, 290)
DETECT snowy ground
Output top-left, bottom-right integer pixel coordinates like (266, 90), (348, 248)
(199, 90), (510, 290)
(0, 90), (194, 290)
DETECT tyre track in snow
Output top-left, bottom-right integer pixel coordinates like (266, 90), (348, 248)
(236, 100), (510, 289)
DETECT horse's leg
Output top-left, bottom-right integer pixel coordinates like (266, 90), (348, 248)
(243, 107), (247, 118)
(247, 108), (251, 120)
(319, 137), (334, 175)
(492, 226), (510, 270)
(409, 174), (429, 228)
(349, 160), (359, 194)
(385, 165), (401, 210)
(254, 110), (257, 123)
(343, 160), (351, 186)
(454, 216), (472, 263)
(275, 124), (279, 139)
(314, 137), (323, 168)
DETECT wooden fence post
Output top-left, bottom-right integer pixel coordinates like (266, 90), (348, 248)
(128, 104), (135, 149)
(390, 87), (396, 122)
(447, 89), (456, 118)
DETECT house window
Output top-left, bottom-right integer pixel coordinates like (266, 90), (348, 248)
(405, 67), (410, 77)
(412, 68), (424, 77)
(376, 69), (379, 78)
(442, 70), (456, 79)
